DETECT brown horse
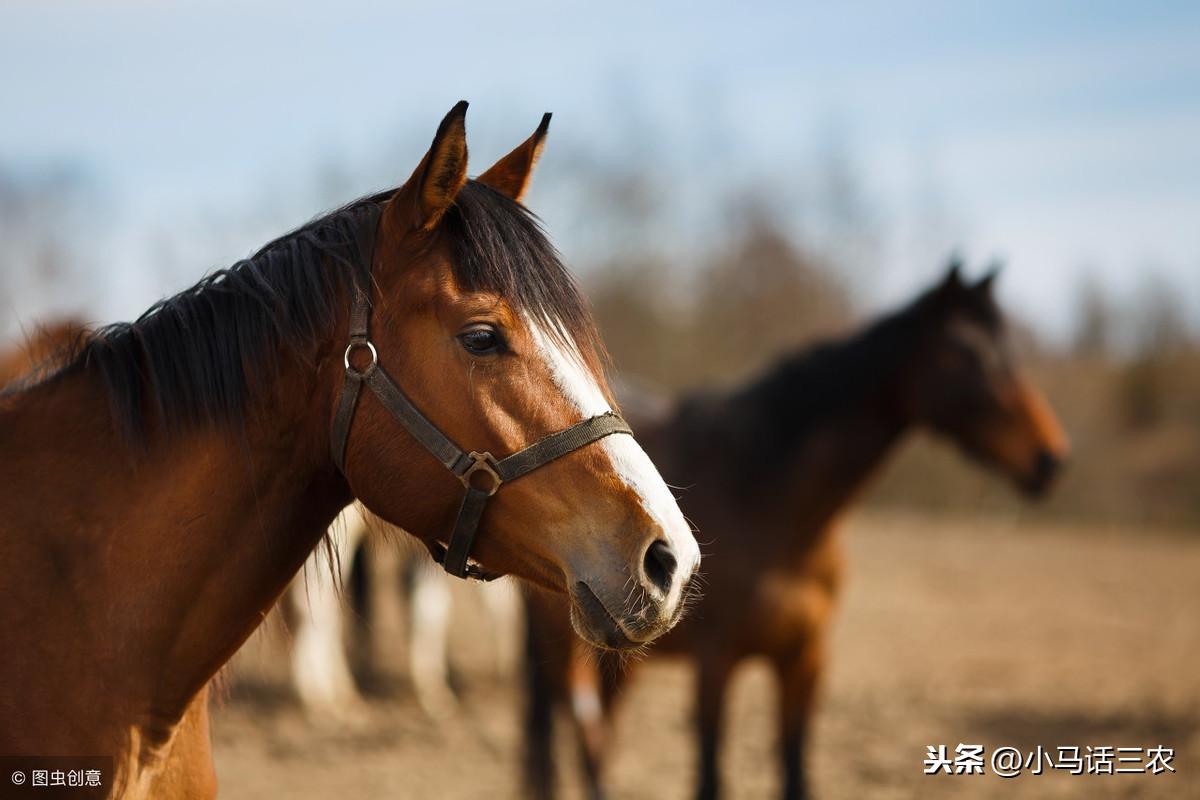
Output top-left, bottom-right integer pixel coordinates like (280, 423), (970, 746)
(0, 319), (87, 386)
(523, 263), (1069, 800)
(0, 103), (699, 799)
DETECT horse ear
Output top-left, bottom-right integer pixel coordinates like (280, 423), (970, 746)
(930, 255), (966, 310)
(388, 101), (469, 231)
(975, 261), (1003, 296)
(943, 255), (965, 289)
(477, 113), (551, 202)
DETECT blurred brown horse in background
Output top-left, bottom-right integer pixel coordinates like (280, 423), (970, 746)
(0, 319), (87, 386)
(523, 262), (1069, 800)
(0, 103), (700, 799)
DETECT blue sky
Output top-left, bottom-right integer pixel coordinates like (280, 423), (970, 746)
(1, 1), (1197, 339)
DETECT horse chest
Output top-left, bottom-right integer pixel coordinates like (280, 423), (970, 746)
(693, 561), (839, 656)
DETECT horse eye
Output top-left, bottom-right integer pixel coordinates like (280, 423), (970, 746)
(458, 326), (503, 355)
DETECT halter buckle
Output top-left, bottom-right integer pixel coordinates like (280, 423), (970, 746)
(459, 451), (503, 496)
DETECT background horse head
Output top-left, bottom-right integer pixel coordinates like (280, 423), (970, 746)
(898, 261), (1070, 496)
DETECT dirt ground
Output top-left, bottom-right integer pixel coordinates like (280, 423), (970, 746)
(212, 511), (1200, 799)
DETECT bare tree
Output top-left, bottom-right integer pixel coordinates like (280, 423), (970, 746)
(1071, 272), (1114, 358)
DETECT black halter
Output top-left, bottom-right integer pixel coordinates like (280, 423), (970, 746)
(329, 283), (633, 581)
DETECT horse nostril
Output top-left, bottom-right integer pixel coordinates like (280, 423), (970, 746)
(1031, 449), (1063, 493)
(642, 540), (677, 596)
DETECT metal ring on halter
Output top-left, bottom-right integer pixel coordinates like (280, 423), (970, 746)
(343, 340), (378, 376)
(458, 451), (503, 496)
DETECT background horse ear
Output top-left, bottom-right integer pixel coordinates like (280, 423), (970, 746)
(943, 255), (965, 288)
(930, 255), (967, 308)
(477, 112), (552, 202)
(975, 260), (1003, 296)
(388, 100), (470, 231)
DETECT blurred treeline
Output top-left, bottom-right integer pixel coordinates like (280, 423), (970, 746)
(585, 206), (1200, 530)
(2, 133), (1197, 530)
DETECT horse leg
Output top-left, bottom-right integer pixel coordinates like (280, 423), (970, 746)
(479, 580), (520, 678)
(695, 653), (736, 800)
(346, 530), (373, 674)
(571, 646), (624, 800)
(522, 587), (572, 800)
(405, 559), (458, 719)
(289, 505), (368, 720)
(772, 643), (824, 800)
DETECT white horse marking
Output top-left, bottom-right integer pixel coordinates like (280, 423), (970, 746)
(527, 319), (701, 606)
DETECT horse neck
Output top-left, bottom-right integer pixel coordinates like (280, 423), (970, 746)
(720, 313), (924, 554)
(0, 336), (350, 750)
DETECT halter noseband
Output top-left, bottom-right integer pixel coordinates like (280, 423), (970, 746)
(329, 283), (633, 581)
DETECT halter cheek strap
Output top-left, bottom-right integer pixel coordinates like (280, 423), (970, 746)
(329, 284), (633, 581)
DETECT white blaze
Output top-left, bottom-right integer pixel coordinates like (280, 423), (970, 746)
(527, 319), (701, 602)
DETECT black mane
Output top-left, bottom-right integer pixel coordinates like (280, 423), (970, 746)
(43, 180), (599, 441)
